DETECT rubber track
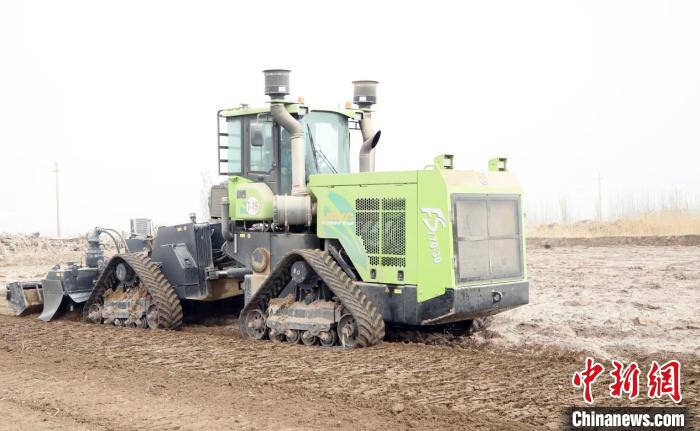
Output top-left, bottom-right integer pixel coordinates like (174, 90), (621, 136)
(239, 249), (385, 347)
(83, 253), (183, 329)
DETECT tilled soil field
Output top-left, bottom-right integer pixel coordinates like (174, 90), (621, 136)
(0, 241), (698, 430)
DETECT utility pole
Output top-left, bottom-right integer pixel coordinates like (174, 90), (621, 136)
(53, 162), (61, 237)
(596, 172), (603, 222)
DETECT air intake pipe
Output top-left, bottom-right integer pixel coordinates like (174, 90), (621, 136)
(353, 80), (380, 173)
(264, 69), (307, 196)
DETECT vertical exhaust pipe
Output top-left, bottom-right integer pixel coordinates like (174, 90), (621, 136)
(353, 80), (380, 173)
(221, 197), (234, 241)
(264, 69), (307, 195)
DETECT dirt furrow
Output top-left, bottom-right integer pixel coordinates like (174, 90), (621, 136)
(1, 315), (697, 430)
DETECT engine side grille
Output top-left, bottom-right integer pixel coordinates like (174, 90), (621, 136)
(356, 198), (380, 211)
(355, 211), (380, 254)
(382, 212), (405, 255)
(355, 198), (406, 268)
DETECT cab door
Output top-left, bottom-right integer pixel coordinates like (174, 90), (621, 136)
(244, 117), (279, 193)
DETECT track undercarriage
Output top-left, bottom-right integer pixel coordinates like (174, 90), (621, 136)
(240, 249), (385, 348)
(83, 253), (183, 330)
(79, 249), (384, 348)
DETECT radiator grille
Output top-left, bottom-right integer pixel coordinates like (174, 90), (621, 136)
(130, 218), (153, 236)
(355, 197), (406, 268)
(208, 184), (228, 219)
(452, 195), (523, 283)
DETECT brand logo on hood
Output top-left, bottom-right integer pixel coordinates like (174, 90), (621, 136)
(421, 208), (447, 264)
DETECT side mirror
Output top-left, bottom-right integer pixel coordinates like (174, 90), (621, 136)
(250, 123), (265, 147)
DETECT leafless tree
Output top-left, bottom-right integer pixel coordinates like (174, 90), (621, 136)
(199, 170), (213, 220)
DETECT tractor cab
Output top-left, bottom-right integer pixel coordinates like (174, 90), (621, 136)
(218, 106), (356, 195)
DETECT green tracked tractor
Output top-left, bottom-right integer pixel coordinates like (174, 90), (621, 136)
(220, 70), (528, 347)
(18, 69), (527, 348)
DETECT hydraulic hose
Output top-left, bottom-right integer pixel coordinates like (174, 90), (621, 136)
(101, 230), (122, 254)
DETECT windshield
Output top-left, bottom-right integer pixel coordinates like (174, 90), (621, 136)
(280, 111), (350, 193)
(302, 111), (350, 175)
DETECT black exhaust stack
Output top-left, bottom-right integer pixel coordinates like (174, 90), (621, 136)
(264, 69), (291, 100)
(353, 80), (378, 108)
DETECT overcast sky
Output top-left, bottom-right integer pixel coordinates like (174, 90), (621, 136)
(1, 0), (698, 236)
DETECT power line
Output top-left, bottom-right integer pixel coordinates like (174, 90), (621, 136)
(53, 162), (61, 237)
(596, 172), (603, 221)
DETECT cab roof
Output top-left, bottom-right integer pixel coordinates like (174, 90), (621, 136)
(219, 103), (359, 119)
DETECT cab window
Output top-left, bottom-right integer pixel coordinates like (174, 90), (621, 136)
(227, 118), (242, 174)
(248, 121), (273, 172)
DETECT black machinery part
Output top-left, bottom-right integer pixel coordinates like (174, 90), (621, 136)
(239, 249), (385, 348)
(5, 281), (43, 316)
(82, 253), (183, 329)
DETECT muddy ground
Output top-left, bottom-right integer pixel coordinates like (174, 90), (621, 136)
(492, 243), (700, 359)
(0, 241), (697, 430)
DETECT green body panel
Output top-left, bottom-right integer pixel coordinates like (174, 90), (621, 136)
(416, 169), (455, 301)
(227, 177), (274, 220)
(310, 166), (527, 302)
